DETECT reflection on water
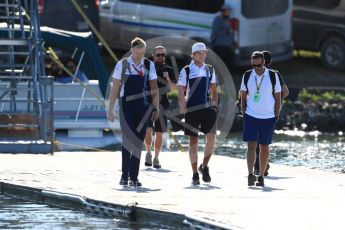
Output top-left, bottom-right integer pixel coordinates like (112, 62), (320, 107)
(0, 195), (116, 229)
(168, 131), (345, 173)
(271, 131), (345, 173)
(0, 195), (183, 230)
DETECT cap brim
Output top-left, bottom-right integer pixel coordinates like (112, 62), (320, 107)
(192, 49), (208, 53)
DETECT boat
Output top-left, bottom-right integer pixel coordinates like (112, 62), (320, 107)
(0, 24), (121, 151)
(41, 27), (122, 150)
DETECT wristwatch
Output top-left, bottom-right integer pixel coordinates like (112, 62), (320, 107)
(153, 108), (160, 113)
(211, 105), (218, 112)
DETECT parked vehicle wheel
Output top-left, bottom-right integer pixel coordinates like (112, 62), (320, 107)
(321, 38), (345, 71)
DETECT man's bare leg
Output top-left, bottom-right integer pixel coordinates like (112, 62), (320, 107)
(247, 141), (257, 174)
(189, 136), (199, 173)
(153, 132), (163, 168)
(259, 144), (269, 177)
(144, 127), (153, 166)
(203, 133), (216, 167)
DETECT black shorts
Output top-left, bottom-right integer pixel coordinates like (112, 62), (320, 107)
(184, 107), (217, 137)
(147, 114), (168, 133)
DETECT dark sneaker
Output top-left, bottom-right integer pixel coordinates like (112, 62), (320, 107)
(144, 152), (152, 166)
(254, 163), (270, 176)
(248, 174), (256, 186)
(256, 176), (264, 187)
(264, 164), (270, 176)
(119, 175), (128, 186)
(198, 164), (211, 182)
(192, 172), (200, 185)
(254, 167), (260, 175)
(153, 157), (161, 169)
(129, 179), (142, 187)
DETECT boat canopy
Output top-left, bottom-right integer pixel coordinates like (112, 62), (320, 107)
(0, 25), (109, 96)
(40, 27), (109, 96)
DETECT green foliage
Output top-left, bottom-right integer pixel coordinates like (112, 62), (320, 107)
(293, 49), (320, 58)
(167, 87), (224, 101)
(299, 89), (345, 102)
(167, 90), (178, 101)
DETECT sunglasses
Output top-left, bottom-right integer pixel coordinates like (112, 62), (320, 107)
(252, 63), (263, 68)
(155, 53), (166, 57)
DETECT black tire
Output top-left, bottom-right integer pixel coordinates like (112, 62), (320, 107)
(321, 37), (345, 71)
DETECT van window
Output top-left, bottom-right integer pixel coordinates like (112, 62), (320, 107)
(43, 0), (95, 13)
(294, 0), (312, 7)
(242, 0), (289, 18)
(120, 0), (224, 13)
(43, 0), (74, 13)
(294, 0), (341, 9)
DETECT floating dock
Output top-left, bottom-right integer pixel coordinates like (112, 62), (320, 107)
(0, 151), (344, 229)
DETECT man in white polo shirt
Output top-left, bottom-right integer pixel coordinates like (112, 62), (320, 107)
(178, 42), (218, 185)
(240, 51), (281, 187)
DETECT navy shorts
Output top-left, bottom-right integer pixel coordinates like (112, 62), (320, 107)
(243, 113), (276, 145)
(184, 107), (217, 137)
(147, 114), (168, 133)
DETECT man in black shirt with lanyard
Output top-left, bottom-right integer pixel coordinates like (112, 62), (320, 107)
(144, 46), (177, 168)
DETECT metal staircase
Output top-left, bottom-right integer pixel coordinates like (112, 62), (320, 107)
(0, 0), (54, 153)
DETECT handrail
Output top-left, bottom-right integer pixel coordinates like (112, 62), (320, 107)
(73, 52), (85, 81)
(0, 0), (54, 153)
(75, 88), (86, 122)
(23, 0), (54, 147)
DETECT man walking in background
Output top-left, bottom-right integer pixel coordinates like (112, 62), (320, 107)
(210, 3), (234, 67)
(144, 46), (177, 169)
(241, 51), (281, 187)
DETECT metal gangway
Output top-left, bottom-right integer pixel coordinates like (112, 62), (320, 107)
(0, 0), (54, 153)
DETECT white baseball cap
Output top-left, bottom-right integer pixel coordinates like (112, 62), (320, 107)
(192, 42), (207, 54)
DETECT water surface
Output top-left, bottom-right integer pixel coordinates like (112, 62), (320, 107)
(0, 195), (183, 230)
(166, 131), (345, 173)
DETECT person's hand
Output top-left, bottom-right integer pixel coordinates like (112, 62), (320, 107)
(211, 105), (218, 113)
(275, 113), (280, 122)
(151, 109), (159, 121)
(163, 71), (169, 79)
(107, 110), (115, 123)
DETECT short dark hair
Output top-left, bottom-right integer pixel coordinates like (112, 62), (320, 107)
(262, 50), (272, 64)
(251, 51), (264, 59)
(131, 37), (146, 48)
(66, 57), (77, 65)
(62, 57), (75, 67)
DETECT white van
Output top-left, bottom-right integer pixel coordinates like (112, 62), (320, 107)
(99, 0), (293, 65)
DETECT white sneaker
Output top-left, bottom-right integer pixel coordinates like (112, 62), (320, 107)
(144, 152), (152, 166)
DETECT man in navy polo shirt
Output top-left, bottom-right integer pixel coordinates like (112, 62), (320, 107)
(178, 42), (218, 185)
(240, 51), (281, 187)
(108, 37), (159, 187)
